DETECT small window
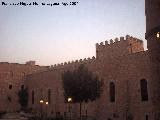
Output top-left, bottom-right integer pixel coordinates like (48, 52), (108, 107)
(48, 89), (51, 104)
(140, 79), (148, 101)
(32, 90), (34, 104)
(9, 85), (12, 89)
(146, 115), (148, 120)
(21, 85), (24, 89)
(109, 82), (115, 102)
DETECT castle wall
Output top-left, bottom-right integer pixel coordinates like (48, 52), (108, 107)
(25, 58), (99, 119)
(97, 51), (154, 120)
(26, 69), (66, 116)
(25, 35), (155, 120)
(0, 32), (156, 119)
(0, 62), (48, 112)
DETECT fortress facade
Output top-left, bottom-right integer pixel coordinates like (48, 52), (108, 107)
(0, 0), (160, 120)
(0, 35), (151, 120)
(26, 35), (151, 120)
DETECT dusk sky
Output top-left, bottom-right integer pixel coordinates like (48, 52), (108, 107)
(0, 0), (146, 66)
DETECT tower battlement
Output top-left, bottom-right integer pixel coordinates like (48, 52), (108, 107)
(50, 35), (144, 69)
(96, 35), (144, 59)
(96, 35), (143, 48)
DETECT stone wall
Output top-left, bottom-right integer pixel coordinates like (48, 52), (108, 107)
(0, 61), (48, 112)
(25, 35), (154, 120)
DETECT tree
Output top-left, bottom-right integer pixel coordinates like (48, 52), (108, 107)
(18, 87), (29, 110)
(62, 64), (103, 119)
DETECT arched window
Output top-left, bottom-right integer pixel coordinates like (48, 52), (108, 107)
(109, 82), (115, 102)
(140, 79), (148, 101)
(32, 90), (34, 104)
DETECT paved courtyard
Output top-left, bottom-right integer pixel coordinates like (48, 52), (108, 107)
(0, 112), (28, 120)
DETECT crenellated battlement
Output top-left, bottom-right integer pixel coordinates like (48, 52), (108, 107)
(96, 35), (143, 48)
(96, 35), (144, 59)
(0, 35), (144, 71)
(50, 56), (96, 69)
(50, 35), (144, 69)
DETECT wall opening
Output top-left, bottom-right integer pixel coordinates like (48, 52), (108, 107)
(21, 85), (24, 89)
(140, 79), (148, 101)
(146, 114), (148, 120)
(48, 89), (51, 104)
(109, 82), (115, 102)
(9, 84), (12, 89)
(32, 90), (34, 104)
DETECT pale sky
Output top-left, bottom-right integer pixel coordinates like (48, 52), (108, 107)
(0, 0), (146, 66)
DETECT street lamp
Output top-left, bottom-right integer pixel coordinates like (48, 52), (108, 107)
(68, 97), (72, 120)
(40, 99), (44, 103)
(68, 97), (72, 102)
(45, 101), (48, 118)
(40, 99), (44, 118)
(157, 32), (160, 38)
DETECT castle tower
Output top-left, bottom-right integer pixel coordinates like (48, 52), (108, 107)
(145, 0), (160, 53)
(145, 0), (160, 118)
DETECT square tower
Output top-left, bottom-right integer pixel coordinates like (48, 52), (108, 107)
(145, 0), (160, 119)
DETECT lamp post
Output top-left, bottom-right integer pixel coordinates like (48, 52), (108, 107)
(45, 101), (48, 118)
(157, 32), (160, 38)
(68, 97), (72, 120)
(40, 99), (44, 118)
(85, 103), (88, 119)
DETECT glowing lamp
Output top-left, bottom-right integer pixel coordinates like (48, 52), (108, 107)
(40, 99), (44, 103)
(68, 97), (72, 102)
(46, 101), (48, 105)
(157, 32), (160, 38)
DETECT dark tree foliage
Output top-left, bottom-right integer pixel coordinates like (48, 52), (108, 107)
(62, 64), (103, 119)
(62, 64), (103, 103)
(18, 87), (29, 110)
